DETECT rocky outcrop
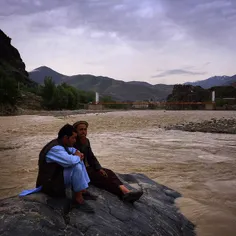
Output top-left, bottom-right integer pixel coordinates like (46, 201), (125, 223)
(166, 118), (236, 134)
(0, 29), (30, 82)
(166, 84), (236, 110)
(0, 29), (38, 115)
(166, 85), (210, 110)
(167, 85), (210, 102)
(0, 173), (195, 236)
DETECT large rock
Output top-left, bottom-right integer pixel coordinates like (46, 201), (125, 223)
(0, 173), (195, 236)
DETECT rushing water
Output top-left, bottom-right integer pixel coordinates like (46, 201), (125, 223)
(0, 110), (236, 236)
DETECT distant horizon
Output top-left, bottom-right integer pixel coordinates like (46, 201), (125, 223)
(29, 65), (235, 85)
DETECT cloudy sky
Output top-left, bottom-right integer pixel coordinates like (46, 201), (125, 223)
(1, 0), (236, 84)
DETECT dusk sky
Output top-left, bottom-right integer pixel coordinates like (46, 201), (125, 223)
(0, 0), (235, 84)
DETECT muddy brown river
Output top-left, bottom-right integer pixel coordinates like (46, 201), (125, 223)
(0, 110), (236, 236)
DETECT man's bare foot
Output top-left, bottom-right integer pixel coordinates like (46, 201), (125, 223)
(73, 191), (95, 213)
(119, 185), (130, 194)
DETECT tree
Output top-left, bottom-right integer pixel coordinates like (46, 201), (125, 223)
(51, 85), (69, 110)
(40, 76), (98, 110)
(61, 83), (78, 109)
(78, 90), (95, 104)
(41, 76), (56, 109)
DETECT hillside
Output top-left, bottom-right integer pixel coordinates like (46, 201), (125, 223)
(29, 66), (174, 101)
(0, 29), (38, 114)
(65, 74), (173, 101)
(184, 75), (236, 89)
(0, 29), (34, 85)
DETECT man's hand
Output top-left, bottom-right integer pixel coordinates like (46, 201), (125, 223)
(74, 150), (84, 160)
(99, 169), (108, 178)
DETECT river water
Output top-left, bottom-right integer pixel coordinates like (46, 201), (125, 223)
(0, 110), (236, 236)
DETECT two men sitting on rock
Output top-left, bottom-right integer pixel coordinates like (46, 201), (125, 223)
(34, 122), (143, 213)
(35, 124), (95, 213)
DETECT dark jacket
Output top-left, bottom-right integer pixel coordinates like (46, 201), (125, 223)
(74, 138), (102, 170)
(36, 139), (67, 198)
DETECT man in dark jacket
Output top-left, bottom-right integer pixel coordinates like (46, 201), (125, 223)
(35, 124), (94, 213)
(73, 121), (143, 203)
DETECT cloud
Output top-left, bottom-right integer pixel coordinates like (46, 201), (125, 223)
(152, 69), (207, 78)
(0, 0), (74, 16)
(1, 0), (236, 49)
(161, 0), (236, 48)
(0, 0), (235, 84)
(0, 0), (186, 46)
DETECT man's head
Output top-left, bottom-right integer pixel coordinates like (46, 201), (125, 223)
(73, 121), (88, 139)
(58, 124), (77, 147)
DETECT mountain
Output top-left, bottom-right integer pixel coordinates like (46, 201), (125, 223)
(224, 75), (236, 86)
(29, 66), (174, 101)
(29, 66), (69, 84)
(0, 29), (34, 85)
(184, 75), (236, 89)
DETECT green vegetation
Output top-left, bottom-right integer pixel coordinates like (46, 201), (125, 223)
(0, 63), (20, 106)
(40, 76), (95, 110)
(0, 75), (20, 106)
(0, 72), (96, 111)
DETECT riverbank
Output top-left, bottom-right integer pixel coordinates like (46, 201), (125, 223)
(15, 108), (114, 116)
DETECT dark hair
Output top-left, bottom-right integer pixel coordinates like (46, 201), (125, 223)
(58, 124), (77, 139)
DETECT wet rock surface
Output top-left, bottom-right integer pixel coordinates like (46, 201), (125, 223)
(166, 118), (236, 134)
(0, 173), (195, 236)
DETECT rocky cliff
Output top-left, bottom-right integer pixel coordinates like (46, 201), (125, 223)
(0, 29), (31, 83)
(0, 29), (38, 115)
(0, 173), (195, 236)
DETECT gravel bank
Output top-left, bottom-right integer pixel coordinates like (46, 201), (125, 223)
(166, 118), (236, 134)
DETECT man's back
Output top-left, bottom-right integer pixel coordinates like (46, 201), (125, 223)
(36, 139), (65, 197)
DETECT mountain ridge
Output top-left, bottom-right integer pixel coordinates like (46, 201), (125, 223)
(29, 66), (236, 101)
(184, 75), (236, 88)
(29, 66), (174, 101)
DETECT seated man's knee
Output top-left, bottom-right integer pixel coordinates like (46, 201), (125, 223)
(73, 163), (83, 174)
